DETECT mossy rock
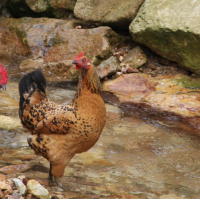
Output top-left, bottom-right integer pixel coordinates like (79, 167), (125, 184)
(176, 76), (200, 89)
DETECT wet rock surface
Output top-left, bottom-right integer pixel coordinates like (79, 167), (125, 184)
(1, 61), (200, 198)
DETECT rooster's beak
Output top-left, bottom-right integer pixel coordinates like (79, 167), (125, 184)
(0, 84), (6, 90)
(72, 60), (78, 65)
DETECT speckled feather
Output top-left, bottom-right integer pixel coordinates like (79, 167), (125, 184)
(19, 64), (106, 178)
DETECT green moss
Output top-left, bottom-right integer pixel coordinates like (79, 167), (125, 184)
(176, 76), (200, 89)
(15, 28), (29, 45)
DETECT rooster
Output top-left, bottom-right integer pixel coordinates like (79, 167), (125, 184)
(19, 52), (106, 185)
(0, 63), (8, 90)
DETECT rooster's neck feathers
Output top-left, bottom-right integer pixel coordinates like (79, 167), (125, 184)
(75, 64), (101, 99)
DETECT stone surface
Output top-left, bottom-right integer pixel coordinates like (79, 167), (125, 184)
(0, 174), (6, 182)
(0, 182), (12, 194)
(0, 189), (4, 199)
(12, 178), (27, 195)
(129, 0), (200, 74)
(42, 60), (79, 81)
(0, 165), (30, 173)
(74, 0), (144, 28)
(123, 46), (147, 69)
(6, 0), (75, 18)
(97, 56), (121, 79)
(27, 179), (50, 199)
(0, 115), (22, 131)
(102, 73), (155, 100)
(0, 17), (122, 80)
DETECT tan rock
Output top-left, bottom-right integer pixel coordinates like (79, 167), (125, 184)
(97, 56), (121, 79)
(0, 182), (13, 194)
(0, 164), (30, 173)
(27, 179), (51, 199)
(74, 0), (144, 28)
(0, 174), (6, 182)
(123, 46), (147, 69)
(102, 74), (155, 100)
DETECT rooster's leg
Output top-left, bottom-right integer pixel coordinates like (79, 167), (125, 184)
(48, 163), (62, 187)
(54, 177), (62, 187)
(48, 163), (53, 180)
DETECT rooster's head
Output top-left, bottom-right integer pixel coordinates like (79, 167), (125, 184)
(72, 52), (91, 70)
(0, 63), (8, 90)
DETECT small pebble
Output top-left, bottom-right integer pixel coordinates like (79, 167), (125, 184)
(12, 192), (20, 199)
(75, 25), (82, 29)
(26, 193), (34, 199)
(119, 56), (124, 62)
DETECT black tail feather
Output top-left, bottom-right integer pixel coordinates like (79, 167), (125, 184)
(19, 69), (46, 108)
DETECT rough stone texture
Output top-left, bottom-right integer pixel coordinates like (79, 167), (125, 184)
(0, 165), (30, 173)
(97, 56), (121, 79)
(129, 0), (200, 74)
(27, 179), (50, 199)
(74, 0), (145, 28)
(0, 17), (121, 60)
(42, 60), (79, 81)
(6, 0), (75, 18)
(0, 182), (12, 194)
(122, 46), (147, 68)
(102, 73), (155, 101)
(12, 178), (27, 195)
(0, 115), (22, 131)
(0, 174), (6, 182)
(0, 17), (122, 80)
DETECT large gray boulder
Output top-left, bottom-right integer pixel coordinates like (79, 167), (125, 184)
(129, 0), (200, 74)
(74, 0), (144, 29)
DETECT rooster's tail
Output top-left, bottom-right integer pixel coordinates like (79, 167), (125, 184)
(19, 69), (47, 127)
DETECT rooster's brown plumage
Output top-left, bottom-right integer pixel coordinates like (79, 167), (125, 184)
(18, 52), (106, 184)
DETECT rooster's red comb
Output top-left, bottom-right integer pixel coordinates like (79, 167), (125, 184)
(75, 52), (84, 60)
(0, 63), (8, 85)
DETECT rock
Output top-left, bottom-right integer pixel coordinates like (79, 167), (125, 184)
(0, 115), (22, 131)
(4, 194), (13, 199)
(0, 17), (122, 80)
(17, 176), (28, 186)
(0, 92), (18, 109)
(27, 179), (51, 199)
(0, 181), (12, 194)
(6, 0), (75, 18)
(0, 164), (30, 173)
(26, 193), (34, 199)
(12, 192), (20, 199)
(116, 72), (123, 78)
(97, 56), (121, 79)
(19, 59), (44, 71)
(123, 46), (147, 69)
(102, 74), (155, 101)
(0, 174), (6, 181)
(126, 67), (139, 73)
(74, 0), (145, 29)
(12, 178), (27, 195)
(42, 60), (79, 81)
(129, 0), (200, 74)
(56, 194), (64, 199)
(0, 189), (4, 199)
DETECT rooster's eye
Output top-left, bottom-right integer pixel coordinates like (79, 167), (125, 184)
(82, 58), (86, 63)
